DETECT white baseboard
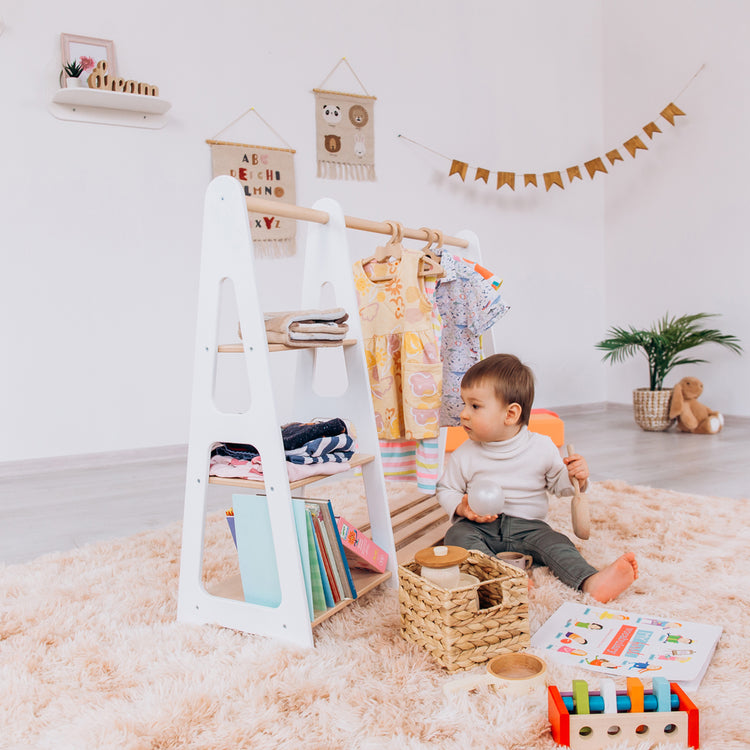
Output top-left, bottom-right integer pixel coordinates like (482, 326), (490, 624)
(0, 443), (188, 479)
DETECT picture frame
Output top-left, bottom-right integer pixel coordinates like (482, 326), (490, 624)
(60, 33), (117, 78)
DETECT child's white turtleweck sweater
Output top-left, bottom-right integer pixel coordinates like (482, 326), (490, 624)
(436, 427), (578, 522)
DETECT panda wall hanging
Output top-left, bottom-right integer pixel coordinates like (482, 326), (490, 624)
(313, 58), (376, 181)
(206, 107), (297, 257)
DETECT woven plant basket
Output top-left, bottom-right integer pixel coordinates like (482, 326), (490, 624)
(398, 550), (529, 673)
(632, 387), (674, 431)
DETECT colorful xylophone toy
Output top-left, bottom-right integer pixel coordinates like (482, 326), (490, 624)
(548, 676), (699, 749)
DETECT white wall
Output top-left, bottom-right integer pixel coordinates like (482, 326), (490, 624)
(602, 1), (750, 413)
(3, 0), (611, 462)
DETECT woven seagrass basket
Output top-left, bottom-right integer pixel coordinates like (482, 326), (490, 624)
(398, 550), (530, 673)
(632, 387), (674, 431)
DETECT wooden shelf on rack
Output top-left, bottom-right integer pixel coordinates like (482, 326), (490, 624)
(206, 568), (392, 627)
(208, 453), (374, 490)
(218, 339), (356, 353)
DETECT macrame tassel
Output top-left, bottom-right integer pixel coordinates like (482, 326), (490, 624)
(254, 238), (296, 259)
(317, 159), (376, 182)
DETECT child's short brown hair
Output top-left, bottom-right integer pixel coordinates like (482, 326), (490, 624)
(461, 353), (535, 425)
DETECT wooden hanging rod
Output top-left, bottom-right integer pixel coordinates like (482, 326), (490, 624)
(244, 196), (470, 249)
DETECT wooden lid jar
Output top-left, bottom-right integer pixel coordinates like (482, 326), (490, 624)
(414, 545), (469, 589)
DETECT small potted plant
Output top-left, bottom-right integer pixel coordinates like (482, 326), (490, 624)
(61, 56), (96, 88)
(595, 312), (742, 431)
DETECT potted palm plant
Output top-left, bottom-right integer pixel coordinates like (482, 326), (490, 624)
(596, 312), (742, 431)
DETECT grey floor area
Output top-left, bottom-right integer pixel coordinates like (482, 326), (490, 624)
(1, 404), (747, 566)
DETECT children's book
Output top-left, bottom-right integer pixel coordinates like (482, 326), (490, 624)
(310, 510), (341, 603)
(309, 509), (335, 609)
(305, 498), (356, 599)
(231, 494), (316, 619)
(304, 509), (327, 614)
(530, 601), (722, 691)
(335, 516), (388, 573)
(228, 493), (358, 621)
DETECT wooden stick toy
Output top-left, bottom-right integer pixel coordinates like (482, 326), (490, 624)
(548, 676), (699, 749)
(567, 443), (590, 540)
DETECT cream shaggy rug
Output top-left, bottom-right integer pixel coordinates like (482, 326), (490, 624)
(1, 479), (749, 750)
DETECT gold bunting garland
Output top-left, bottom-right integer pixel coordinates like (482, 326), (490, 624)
(399, 94), (692, 193)
(443, 101), (686, 191)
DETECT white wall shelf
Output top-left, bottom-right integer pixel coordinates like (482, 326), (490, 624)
(49, 88), (171, 129)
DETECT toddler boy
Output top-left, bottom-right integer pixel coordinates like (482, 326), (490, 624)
(436, 353), (638, 603)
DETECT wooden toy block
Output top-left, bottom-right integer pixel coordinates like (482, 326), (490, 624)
(548, 678), (699, 749)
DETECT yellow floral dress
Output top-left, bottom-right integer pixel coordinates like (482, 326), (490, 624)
(353, 247), (442, 440)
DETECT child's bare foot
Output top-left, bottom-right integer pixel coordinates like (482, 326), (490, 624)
(582, 552), (638, 603)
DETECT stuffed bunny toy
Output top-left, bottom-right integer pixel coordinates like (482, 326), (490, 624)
(668, 376), (725, 434)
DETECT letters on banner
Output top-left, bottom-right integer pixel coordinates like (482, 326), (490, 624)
(207, 140), (297, 257)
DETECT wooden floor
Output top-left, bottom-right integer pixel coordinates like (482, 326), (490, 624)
(1, 404), (747, 566)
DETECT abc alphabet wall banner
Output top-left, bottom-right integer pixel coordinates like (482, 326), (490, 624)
(313, 89), (376, 181)
(206, 140), (297, 257)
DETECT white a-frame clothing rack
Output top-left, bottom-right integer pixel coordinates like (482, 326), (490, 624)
(177, 175), (486, 648)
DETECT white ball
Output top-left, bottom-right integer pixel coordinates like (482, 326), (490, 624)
(467, 479), (505, 516)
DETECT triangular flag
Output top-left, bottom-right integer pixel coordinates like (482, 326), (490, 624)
(524, 173), (537, 187)
(475, 167), (490, 184)
(606, 149), (624, 165)
(567, 166), (583, 183)
(584, 157), (608, 179)
(643, 121), (662, 139)
(497, 171), (515, 190)
(661, 102), (686, 126)
(623, 135), (648, 158)
(449, 159), (468, 181)
(543, 171), (564, 191)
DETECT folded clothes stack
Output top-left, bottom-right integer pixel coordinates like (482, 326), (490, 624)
(263, 308), (349, 347)
(209, 417), (356, 482)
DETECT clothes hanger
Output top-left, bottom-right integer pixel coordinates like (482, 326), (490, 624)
(417, 227), (445, 279)
(362, 221), (403, 281)
(373, 220), (404, 261)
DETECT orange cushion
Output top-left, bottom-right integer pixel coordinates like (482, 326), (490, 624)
(444, 409), (565, 452)
(528, 411), (565, 447)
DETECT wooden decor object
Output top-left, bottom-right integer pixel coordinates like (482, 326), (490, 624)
(606, 149), (624, 165)
(623, 135), (648, 158)
(567, 165), (583, 182)
(449, 159), (468, 181)
(643, 121), (662, 139)
(543, 171), (564, 191)
(497, 171), (515, 190)
(584, 157), (608, 179)
(661, 102), (686, 126)
(524, 173), (538, 187)
(88, 60), (159, 96)
(474, 167), (490, 183)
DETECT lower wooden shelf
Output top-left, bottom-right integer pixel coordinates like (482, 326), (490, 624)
(208, 452), (374, 490)
(206, 568), (391, 627)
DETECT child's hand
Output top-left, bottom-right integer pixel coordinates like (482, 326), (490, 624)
(564, 453), (589, 491)
(455, 493), (499, 523)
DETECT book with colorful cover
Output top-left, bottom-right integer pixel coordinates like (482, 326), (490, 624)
(304, 510), (327, 614)
(310, 510), (341, 603)
(230, 494), (315, 620)
(530, 601), (722, 691)
(335, 516), (388, 573)
(305, 498), (356, 599)
(309, 508), (335, 608)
